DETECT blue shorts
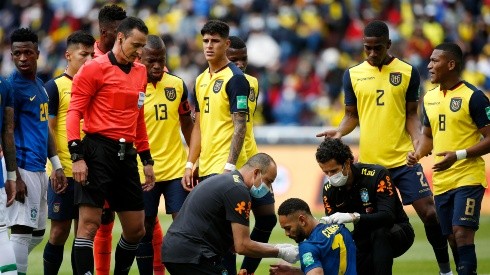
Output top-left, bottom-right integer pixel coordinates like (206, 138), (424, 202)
(251, 189), (275, 208)
(143, 178), (188, 216)
(434, 185), (485, 236)
(388, 164), (433, 205)
(48, 177), (78, 220)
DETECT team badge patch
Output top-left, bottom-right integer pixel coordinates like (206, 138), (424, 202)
(53, 203), (60, 213)
(302, 252), (315, 267)
(213, 79), (224, 93)
(389, 72), (402, 86)
(164, 87), (177, 101)
(486, 106), (490, 120)
(450, 97), (462, 112)
(360, 188), (369, 203)
(249, 87), (256, 102)
(137, 92), (145, 109)
(30, 207), (38, 221)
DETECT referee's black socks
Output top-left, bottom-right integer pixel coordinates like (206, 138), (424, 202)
(114, 236), (139, 275)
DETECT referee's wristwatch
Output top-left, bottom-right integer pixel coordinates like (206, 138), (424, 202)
(143, 159), (154, 166)
(70, 153), (84, 162)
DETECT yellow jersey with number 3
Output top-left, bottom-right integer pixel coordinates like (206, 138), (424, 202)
(344, 58), (420, 168)
(138, 72), (191, 183)
(193, 62), (250, 177)
(422, 81), (490, 195)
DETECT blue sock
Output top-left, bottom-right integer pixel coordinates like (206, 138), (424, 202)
(457, 244), (476, 275)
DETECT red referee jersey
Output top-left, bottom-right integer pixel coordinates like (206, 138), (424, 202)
(67, 53), (150, 152)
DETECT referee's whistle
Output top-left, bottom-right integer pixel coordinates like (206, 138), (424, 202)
(118, 138), (126, 160)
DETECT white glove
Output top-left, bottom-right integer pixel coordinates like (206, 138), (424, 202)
(276, 244), (299, 263)
(322, 212), (354, 224)
(274, 243), (296, 250)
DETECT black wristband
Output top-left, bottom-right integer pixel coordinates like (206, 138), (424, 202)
(138, 150), (152, 163)
(68, 140), (83, 155)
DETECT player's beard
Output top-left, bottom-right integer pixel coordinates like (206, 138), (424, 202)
(293, 227), (308, 244)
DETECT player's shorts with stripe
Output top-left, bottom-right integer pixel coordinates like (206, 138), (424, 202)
(143, 178), (188, 216)
(388, 163), (433, 205)
(434, 185), (485, 236)
(48, 177), (78, 220)
(6, 168), (48, 229)
(75, 134), (144, 212)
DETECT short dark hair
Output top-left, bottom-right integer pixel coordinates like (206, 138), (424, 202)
(200, 20), (229, 38)
(117, 16), (149, 37)
(244, 153), (275, 174)
(10, 28), (38, 45)
(98, 4), (126, 25)
(435, 42), (464, 73)
(316, 138), (354, 164)
(67, 30), (95, 48)
(229, 36), (246, 49)
(364, 20), (389, 39)
(278, 198), (312, 216)
(145, 35), (165, 50)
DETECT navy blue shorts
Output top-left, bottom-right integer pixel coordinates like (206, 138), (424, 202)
(144, 178), (188, 216)
(388, 164), (433, 205)
(48, 177), (78, 220)
(434, 185), (485, 236)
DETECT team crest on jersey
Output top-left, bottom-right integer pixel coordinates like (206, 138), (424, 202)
(53, 203), (60, 213)
(249, 87), (256, 102)
(30, 207), (38, 221)
(164, 87), (177, 101)
(450, 97), (462, 112)
(213, 79), (224, 93)
(389, 72), (402, 86)
(360, 188), (369, 203)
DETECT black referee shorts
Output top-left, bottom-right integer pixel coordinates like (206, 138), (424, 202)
(74, 134), (144, 212)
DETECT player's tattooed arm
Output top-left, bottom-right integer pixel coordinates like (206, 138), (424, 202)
(228, 112), (247, 165)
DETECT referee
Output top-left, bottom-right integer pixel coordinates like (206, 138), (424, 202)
(66, 17), (155, 275)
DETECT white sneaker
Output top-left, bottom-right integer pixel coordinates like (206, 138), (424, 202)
(440, 271), (453, 275)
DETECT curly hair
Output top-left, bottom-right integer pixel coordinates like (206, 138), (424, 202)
(201, 20), (229, 38)
(98, 4), (127, 25)
(10, 28), (38, 44)
(315, 138), (354, 164)
(278, 198), (312, 216)
(364, 20), (389, 39)
(229, 36), (246, 50)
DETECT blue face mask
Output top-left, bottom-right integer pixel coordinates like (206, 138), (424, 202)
(250, 173), (270, 198)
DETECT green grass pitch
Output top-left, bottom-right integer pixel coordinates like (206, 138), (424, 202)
(27, 214), (490, 274)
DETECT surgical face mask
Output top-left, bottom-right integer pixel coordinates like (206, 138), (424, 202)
(250, 172), (270, 198)
(327, 165), (348, 187)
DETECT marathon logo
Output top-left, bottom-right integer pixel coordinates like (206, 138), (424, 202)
(450, 97), (462, 112)
(164, 87), (177, 101)
(389, 72), (402, 86)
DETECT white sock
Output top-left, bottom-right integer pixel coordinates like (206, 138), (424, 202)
(0, 226), (16, 274)
(10, 233), (31, 274)
(28, 232), (44, 253)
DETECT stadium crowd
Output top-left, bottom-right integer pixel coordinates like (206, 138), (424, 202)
(0, 0), (488, 126)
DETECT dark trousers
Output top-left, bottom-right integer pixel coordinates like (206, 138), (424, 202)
(356, 223), (414, 275)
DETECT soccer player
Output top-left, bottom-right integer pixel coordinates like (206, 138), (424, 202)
(316, 20), (452, 274)
(319, 138), (414, 275)
(6, 28), (67, 275)
(163, 153), (299, 274)
(135, 35), (193, 274)
(0, 76), (18, 275)
(226, 35), (277, 274)
(92, 5), (127, 274)
(270, 198), (357, 275)
(182, 20), (250, 188)
(408, 42), (490, 274)
(67, 17), (155, 274)
(42, 30), (95, 275)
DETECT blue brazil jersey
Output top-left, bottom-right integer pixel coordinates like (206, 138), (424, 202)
(299, 223), (356, 275)
(0, 76), (14, 187)
(9, 71), (49, 172)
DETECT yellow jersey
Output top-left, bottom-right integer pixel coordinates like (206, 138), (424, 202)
(244, 74), (259, 157)
(344, 58), (420, 168)
(138, 72), (191, 182)
(193, 62), (250, 176)
(423, 81), (490, 195)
